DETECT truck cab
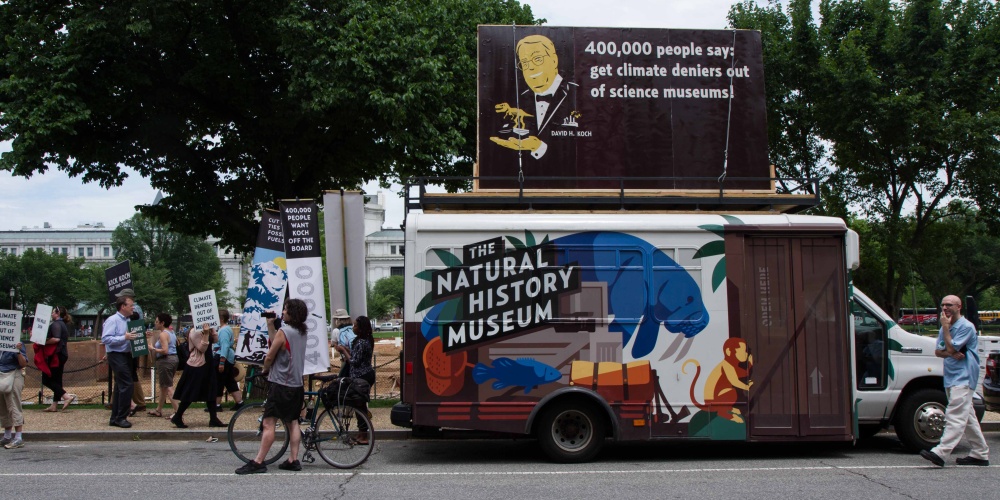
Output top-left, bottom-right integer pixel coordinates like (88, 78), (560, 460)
(852, 289), (986, 450)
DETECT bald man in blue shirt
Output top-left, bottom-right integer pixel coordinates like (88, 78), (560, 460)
(920, 295), (989, 467)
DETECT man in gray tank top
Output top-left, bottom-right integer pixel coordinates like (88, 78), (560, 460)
(235, 299), (310, 475)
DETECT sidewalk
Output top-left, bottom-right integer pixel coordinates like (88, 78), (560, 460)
(22, 404), (408, 442)
(18, 404), (1000, 442)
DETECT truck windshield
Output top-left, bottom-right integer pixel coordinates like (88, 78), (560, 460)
(852, 299), (887, 390)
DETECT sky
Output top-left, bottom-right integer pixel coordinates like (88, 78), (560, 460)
(0, 0), (739, 232)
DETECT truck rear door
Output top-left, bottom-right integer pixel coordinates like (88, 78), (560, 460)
(726, 228), (853, 441)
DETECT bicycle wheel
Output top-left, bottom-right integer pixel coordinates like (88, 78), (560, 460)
(314, 405), (374, 468)
(227, 402), (289, 465)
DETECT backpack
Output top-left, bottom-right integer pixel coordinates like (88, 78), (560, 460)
(176, 340), (190, 370)
(320, 377), (371, 408)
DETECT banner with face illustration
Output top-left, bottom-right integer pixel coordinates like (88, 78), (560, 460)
(236, 210), (288, 365)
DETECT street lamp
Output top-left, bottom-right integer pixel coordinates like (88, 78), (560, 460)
(9, 287), (13, 309)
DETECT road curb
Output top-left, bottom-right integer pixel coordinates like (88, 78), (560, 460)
(24, 424), (998, 442)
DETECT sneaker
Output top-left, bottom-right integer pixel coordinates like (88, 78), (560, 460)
(4, 438), (24, 449)
(955, 456), (989, 466)
(0, 436), (11, 447)
(920, 449), (945, 467)
(235, 460), (267, 475)
(278, 459), (302, 471)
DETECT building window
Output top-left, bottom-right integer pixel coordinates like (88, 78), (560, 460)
(78, 248), (85, 257)
(86, 247), (94, 257)
(62, 247), (68, 255)
(0, 248), (14, 256)
(103, 247), (111, 257)
(390, 267), (404, 277)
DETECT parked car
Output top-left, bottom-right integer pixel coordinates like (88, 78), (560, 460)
(374, 322), (398, 332)
(984, 352), (1000, 412)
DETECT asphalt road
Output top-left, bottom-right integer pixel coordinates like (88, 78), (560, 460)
(2, 433), (997, 499)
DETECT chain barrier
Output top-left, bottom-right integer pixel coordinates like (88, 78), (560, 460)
(18, 352), (402, 405)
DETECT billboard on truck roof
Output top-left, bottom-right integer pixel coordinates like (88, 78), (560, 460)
(476, 26), (769, 191)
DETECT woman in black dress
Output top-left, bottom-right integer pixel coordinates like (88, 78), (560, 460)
(170, 324), (223, 428)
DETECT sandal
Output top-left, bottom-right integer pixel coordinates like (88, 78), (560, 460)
(147, 409), (163, 417)
(60, 394), (77, 411)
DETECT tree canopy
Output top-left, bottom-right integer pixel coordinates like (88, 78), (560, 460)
(729, 0), (1000, 313)
(0, 249), (85, 313)
(111, 214), (230, 315)
(372, 275), (404, 311)
(0, 0), (539, 252)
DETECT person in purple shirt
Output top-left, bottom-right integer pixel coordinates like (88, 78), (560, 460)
(101, 296), (140, 428)
(920, 295), (989, 467)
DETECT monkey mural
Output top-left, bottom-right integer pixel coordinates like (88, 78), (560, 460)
(682, 337), (753, 423)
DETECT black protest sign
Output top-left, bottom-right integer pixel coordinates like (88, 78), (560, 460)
(128, 319), (149, 358)
(105, 261), (134, 305)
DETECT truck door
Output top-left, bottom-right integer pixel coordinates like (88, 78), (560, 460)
(727, 231), (853, 441)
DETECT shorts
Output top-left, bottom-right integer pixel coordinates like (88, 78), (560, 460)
(155, 355), (178, 388)
(263, 383), (304, 424)
(215, 358), (240, 396)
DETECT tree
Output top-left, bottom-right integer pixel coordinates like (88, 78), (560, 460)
(0, 249), (86, 313)
(75, 263), (174, 335)
(0, 0), (539, 253)
(912, 203), (1000, 305)
(728, 0), (832, 204)
(730, 0), (1000, 313)
(372, 276), (404, 311)
(365, 282), (394, 322)
(112, 214), (229, 316)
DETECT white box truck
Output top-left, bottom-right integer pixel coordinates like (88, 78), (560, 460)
(390, 211), (985, 462)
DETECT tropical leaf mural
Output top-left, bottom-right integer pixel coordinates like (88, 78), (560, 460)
(696, 216), (743, 292)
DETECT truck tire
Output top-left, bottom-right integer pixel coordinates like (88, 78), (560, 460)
(536, 400), (606, 463)
(893, 388), (947, 452)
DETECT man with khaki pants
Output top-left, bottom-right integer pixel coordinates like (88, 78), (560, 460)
(920, 295), (989, 467)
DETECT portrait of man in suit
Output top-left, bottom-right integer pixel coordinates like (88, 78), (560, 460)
(490, 34), (580, 161)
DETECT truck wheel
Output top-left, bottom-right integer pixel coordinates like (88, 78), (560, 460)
(893, 388), (947, 452)
(536, 401), (606, 463)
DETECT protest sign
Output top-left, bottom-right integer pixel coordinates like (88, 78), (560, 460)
(281, 199), (330, 375)
(31, 303), (53, 345)
(0, 309), (22, 353)
(189, 290), (220, 330)
(105, 260), (134, 305)
(236, 209), (287, 365)
(128, 319), (149, 358)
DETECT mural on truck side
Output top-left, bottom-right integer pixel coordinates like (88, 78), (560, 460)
(413, 219), (752, 438)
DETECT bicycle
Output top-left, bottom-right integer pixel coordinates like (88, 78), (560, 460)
(227, 373), (374, 469)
